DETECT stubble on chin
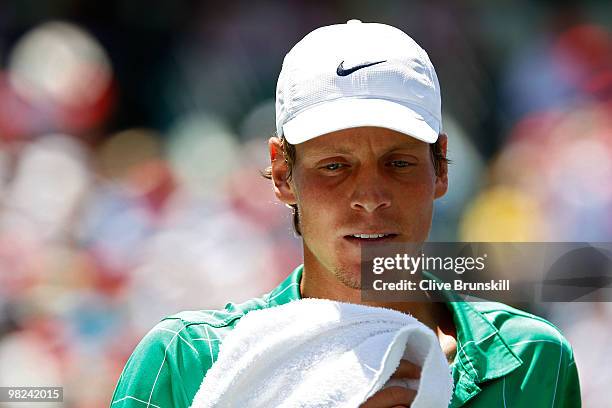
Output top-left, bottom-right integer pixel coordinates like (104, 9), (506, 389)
(332, 266), (362, 290)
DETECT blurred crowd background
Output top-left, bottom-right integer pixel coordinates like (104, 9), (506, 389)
(0, 0), (610, 406)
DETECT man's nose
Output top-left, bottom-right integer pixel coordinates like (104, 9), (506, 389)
(349, 169), (392, 213)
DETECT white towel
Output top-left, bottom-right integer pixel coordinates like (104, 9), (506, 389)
(190, 298), (453, 408)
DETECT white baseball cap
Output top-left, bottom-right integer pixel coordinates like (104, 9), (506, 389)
(275, 19), (442, 144)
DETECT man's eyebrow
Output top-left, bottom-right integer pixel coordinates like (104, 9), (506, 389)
(384, 141), (422, 152)
(303, 146), (354, 156)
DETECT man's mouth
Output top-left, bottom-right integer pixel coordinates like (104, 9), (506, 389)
(344, 233), (398, 243)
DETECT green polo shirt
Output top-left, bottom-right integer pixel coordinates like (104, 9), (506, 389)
(110, 265), (581, 407)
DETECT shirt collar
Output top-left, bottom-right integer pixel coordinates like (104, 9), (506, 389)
(266, 264), (303, 308)
(266, 265), (523, 406)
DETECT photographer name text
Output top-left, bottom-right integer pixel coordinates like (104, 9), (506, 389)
(371, 279), (510, 292)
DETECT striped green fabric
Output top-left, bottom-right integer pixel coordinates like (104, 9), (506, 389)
(110, 265), (580, 407)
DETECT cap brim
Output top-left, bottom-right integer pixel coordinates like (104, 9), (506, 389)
(282, 98), (440, 144)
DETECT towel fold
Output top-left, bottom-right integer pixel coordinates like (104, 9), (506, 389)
(190, 298), (453, 408)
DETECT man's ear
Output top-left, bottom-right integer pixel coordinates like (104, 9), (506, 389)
(434, 133), (449, 199)
(269, 137), (297, 205)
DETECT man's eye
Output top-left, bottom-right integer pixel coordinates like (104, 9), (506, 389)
(388, 160), (414, 168)
(322, 163), (345, 171)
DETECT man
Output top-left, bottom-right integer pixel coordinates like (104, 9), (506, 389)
(111, 20), (581, 407)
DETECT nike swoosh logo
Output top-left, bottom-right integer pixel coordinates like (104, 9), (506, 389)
(336, 60), (387, 76)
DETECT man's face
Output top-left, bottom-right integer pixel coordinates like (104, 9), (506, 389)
(271, 126), (448, 289)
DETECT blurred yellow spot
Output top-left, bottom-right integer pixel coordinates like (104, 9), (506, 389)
(459, 186), (545, 241)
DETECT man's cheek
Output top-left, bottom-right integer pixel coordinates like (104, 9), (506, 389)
(302, 207), (338, 248)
